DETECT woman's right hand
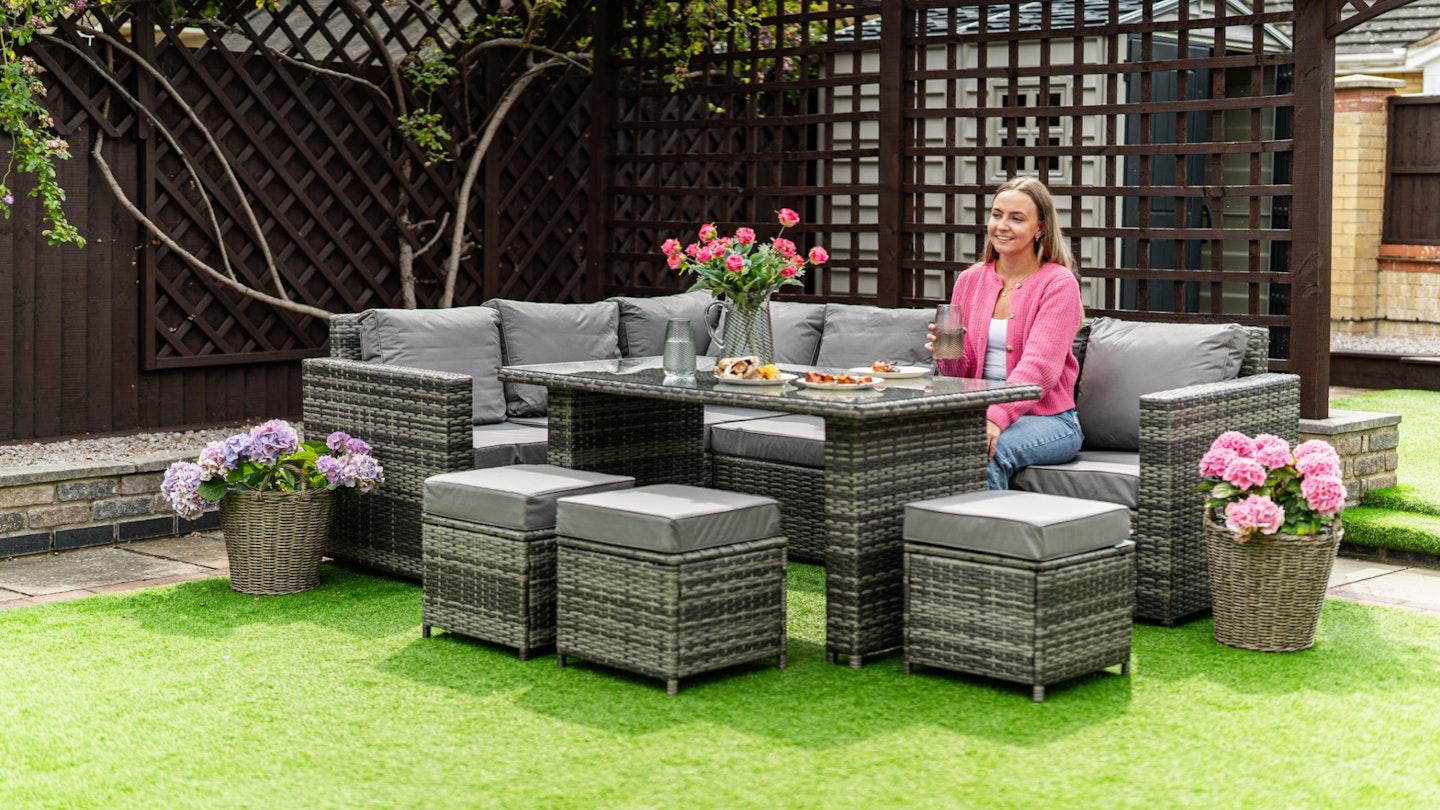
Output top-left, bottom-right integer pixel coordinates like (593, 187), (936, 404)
(924, 323), (964, 355)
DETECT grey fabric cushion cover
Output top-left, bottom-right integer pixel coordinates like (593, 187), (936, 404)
(486, 299), (622, 417)
(703, 405), (789, 451)
(904, 490), (1131, 561)
(505, 415), (549, 428)
(1076, 318), (1249, 451)
(471, 423), (549, 469)
(424, 464), (635, 531)
(709, 414), (825, 468)
(611, 291), (715, 357)
(357, 306), (507, 425)
(813, 304), (935, 369)
(1011, 451), (1141, 509)
(556, 484), (781, 553)
(769, 301), (826, 365)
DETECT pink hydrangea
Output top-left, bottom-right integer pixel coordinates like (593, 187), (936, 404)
(1210, 430), (1257, 458)
(1221, 456), (1267, 491)
(1295, 451), (1341, 480)
(1224, 494), (1285, 540)
(1198, 447), (1238, 479)
(1252, 434), (1292, 468)
(1301, 475), (1347, 516)
(777, 208), (800, 228)
(734, 227), (756, 245)
(809, 245), (829, 265)
(1293, 439), (1337, 461)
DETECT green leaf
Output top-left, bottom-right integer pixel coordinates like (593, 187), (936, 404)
(198, 479), (229, 501)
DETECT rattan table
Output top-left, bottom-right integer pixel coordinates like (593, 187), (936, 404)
(499, 357), (1040, 668)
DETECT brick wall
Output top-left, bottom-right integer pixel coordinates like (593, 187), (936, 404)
(1298, 410), (1400, 508)
(0, 455), (219, 559)
(1330, 75), (1403, 336)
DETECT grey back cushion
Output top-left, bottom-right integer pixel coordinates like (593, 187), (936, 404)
(813, 304), (935, 369)
(357, 306), (507, 425)
(1076, 318), (1250, 451)
(769, 301), (826, 365)
(610, 291), (715, 357)
(486, 299), (622, 417)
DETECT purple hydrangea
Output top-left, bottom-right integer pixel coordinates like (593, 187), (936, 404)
(161, 461), (212, 520)
(197, 440), (235, 480)
(221, 433), (253, 468)
(316, 454), (352, 488)
(326, 431), (350, 453)
(247, 419), (299, 466)
(344, 437), (372, 456)
(343, 453), (384, 494)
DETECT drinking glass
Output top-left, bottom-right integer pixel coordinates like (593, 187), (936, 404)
(662, 318), (697, 379)
(932, 303), (965, 370)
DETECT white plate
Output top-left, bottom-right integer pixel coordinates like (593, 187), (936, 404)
(794, 378), (879, 391)
(847, 365), (929, 379)
(711, 372), (798, 386)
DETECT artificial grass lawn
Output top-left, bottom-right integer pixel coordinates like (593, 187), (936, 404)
(1331, 389), (1440, 555)
(4, 566), (1440, 809)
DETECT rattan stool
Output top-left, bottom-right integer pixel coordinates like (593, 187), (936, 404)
(903, 490), (1135, 702)
(421, 464), (635, 660)
(554, 484), (787, 695)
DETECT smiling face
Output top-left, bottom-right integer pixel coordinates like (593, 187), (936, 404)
(986, 189), (1044, 263)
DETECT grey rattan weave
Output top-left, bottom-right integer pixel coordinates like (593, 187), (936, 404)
(303, 315), (472, 579)
(555, 535), (788, 696)
(421, 514), (557, 660)
(904, 541), (1135, 702)
(711, 456), (826, 562)
(545, 389), (707, 487)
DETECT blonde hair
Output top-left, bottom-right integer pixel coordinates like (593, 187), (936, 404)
(981, 175), (1078, 279)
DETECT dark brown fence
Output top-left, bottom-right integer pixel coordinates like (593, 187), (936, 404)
(1385, 95), (1440, 245)
(3, 1), (1372, 442)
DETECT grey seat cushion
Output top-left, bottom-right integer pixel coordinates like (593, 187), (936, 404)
(1076, 318), (1249, 451)
(709, 414), (825, 468)
(610, 291), (715, 358)
(471, 423), (549, 469)
(905, 490), (1132, 561)
(769, 301), (826, 365)
(556, 484), (781, 553)
(1011, 451), (1141, 510)
(703, 405), (789, 451)
(813, 303), (935, 369)
(486, 298), (622, 417)
(357, 306), (507, 425)
(424, 464), (635, 531)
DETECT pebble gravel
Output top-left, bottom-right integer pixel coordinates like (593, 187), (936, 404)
(0, 422), (303, 469)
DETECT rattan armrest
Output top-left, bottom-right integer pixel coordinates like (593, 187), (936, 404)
(1130, 372), (1300, 623)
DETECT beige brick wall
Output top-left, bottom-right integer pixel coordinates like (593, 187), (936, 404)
(1330, 80), (1396, 335)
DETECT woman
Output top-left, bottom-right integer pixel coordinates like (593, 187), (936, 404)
(930, 176), (1084, 490)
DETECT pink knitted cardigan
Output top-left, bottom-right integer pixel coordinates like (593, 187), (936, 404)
(934, 261), (1082, 430)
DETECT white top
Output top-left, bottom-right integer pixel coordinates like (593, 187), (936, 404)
(983, 318), (1008, 381)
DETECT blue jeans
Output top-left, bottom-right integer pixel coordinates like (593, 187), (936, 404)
(988, 409), (1083, 490)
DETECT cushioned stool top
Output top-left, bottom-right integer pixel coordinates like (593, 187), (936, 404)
(904, 490), (1130, 561)
(556, 484), (781, 554)
(424, 464), (635, 531)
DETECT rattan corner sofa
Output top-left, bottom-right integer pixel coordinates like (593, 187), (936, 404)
(301, 293), (936, 579)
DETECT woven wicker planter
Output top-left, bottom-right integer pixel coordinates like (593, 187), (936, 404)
(1203, 509), (1340, 653)
(219, 489), (337, 595)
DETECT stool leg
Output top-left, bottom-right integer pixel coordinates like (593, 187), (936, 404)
(903, 662), (912, 675)
(849, 654), (864, 670)
(826, 652), (837, 665)
(421, 624), (431, 638)
(666, 678), (679, 697)
(777, 653), (787, 670)
(1032, 685), (1045, 703)
(557, 653), (567, 668)
(518, 648), (529, 663)
(1122, 660), (1131, 676)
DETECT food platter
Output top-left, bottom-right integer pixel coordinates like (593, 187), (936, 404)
(712, 372), (797, 386)
(793, 378), (879, 391)
(847, 365), (929, 380)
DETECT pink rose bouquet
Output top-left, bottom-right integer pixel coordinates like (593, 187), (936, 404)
(1196, 430), (1346, 543)
(661, 208), (827, 306)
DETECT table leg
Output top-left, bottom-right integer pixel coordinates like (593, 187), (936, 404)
(823, 408), (988, 666)
(545, 389), (707, 486)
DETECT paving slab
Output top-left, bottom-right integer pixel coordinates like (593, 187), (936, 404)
(1328, 566), (1440, 615)
(1329, 556), (1408, 587)
(0, 547), (208, 596)
(0, 587), (27, 603)
(122, 533), (229, 571)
